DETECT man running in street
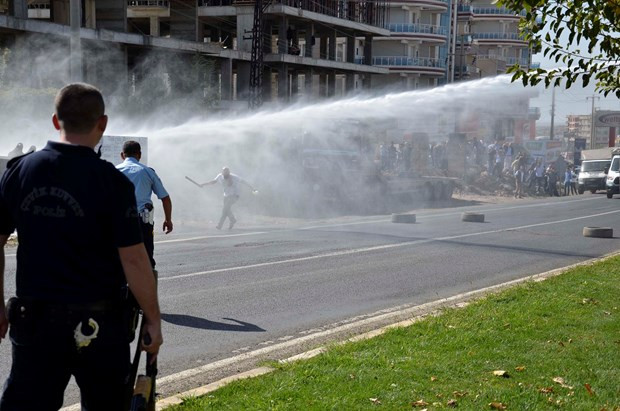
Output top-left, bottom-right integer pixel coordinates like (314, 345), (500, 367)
(200, 167), (256, 230)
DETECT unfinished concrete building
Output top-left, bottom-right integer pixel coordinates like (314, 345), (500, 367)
(0, 0), (390, 105)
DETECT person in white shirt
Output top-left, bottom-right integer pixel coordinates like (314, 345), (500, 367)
(201, 167), (257, 230)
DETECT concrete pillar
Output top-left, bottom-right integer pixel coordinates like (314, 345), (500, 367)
(220, 58), (233, 101)
(278, 16), (288, 54)
(346, 36), (355, 63)
(304, 24), (314, 58)
(9, 0), (27, 18)
(170, 0), (197, 41)
(345, 74), (354, 92)
(320, 35), (327, 60)
(319, 73), (327, 97)
(237, 60), (251, 100)
(364, 34), (372, 65)
(327, 71), (336, 96)
(291, 73), (299, 98)
(96, 0), (127, 32)
(69, 0), (83, 82)
(262, 68), (272, 102)
(328, 29), (336, 61)
(278, 64), (289, 101)
(236, 9), (254, 53)
(150, 16), (160, 36)
(304, 68), (314, 96)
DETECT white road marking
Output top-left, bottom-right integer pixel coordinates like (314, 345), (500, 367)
(155, 231), (268, 244)
(159, 208), (620, 282)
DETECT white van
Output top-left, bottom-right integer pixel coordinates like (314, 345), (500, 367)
(578, 159), (611, 194)
(606, 155), (620, 198)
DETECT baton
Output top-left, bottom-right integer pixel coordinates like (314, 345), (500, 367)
(185, 176), (202, 188)
(126, 316), (145, 410)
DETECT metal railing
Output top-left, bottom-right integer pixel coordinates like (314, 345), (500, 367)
(457, 4), (472, 12)
(472, 32), (524, 41)
(27, 3), (50, 9)
(127, 0), (169, 7)
(386, 23), (448, 36)
(505, 56), (530, 66)
(476, 55), (529, 66)
(530, 62), (540, 69)
(472, 7), (526, 17)
(372, 56), (446, 68)
(354, 57), (365, 64)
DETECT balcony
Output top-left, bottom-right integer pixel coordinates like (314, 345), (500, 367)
(458, 4), (472, 13)
(391, 0), (448, 8)
(27, 2), (50, 18)
(505, 56), (530, 66)
(472, 7), (526, 17)
(386, 23), (448, 36)
(530, 62), (540, 69)
(472, 32), (526, 43)
(372, 56), (446, 70)
(529, 107), (541, 120)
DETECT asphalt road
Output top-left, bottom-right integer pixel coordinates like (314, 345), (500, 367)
(1, 193), (619, 407)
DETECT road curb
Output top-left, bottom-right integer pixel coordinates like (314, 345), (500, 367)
(154, 250), (620, 410)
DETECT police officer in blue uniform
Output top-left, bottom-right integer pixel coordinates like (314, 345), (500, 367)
(0, 83), (163, 410)
(116, 141), (173, 270)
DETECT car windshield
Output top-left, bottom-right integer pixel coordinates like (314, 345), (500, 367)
(581, 161), (610, 172)
(611, 158), (620, 172)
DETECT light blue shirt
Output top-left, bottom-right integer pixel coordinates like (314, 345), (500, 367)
(116, 157), (169, 211)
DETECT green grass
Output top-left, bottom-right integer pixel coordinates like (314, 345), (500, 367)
(168, 257), (620, 410)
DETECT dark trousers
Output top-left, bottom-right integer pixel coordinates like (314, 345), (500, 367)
(0, 304), (130, 411)
(141, 221), (155, 268)
(218, 195), (239, 228)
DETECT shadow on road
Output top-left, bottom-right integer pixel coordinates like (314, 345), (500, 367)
(162, 314), (266, 332)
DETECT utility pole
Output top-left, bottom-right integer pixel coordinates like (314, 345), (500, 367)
(549, 87), (556, 140)
(586, 95), (600, 149)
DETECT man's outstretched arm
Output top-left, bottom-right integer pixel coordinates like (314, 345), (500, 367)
(200, 178), (218, 187)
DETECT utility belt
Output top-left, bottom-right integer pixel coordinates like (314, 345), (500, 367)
(6, 292), (140, 345)
(140, 203), (154, 225)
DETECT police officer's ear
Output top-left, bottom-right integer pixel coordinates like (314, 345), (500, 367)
(52, 113), (61, 131)
(97, 115), (108, 133)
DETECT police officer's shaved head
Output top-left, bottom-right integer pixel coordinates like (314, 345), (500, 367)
(54, 83), (105, 134)
(222, 167), (230, 178)
(122, 141), (142, 158)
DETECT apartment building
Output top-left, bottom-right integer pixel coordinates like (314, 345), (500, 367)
(455, 0), (530, 80)
(567, 113), (612, 149)
(0, 0), (390, 104)
(371, 0), (450, 90)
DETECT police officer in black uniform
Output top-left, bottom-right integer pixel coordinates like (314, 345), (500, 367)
(0, 83), (163, 411)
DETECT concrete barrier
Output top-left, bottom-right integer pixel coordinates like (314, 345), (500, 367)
(583, 227), (613, 238)
(391, 213), (416, 224)
(462, 212), (485, 223)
